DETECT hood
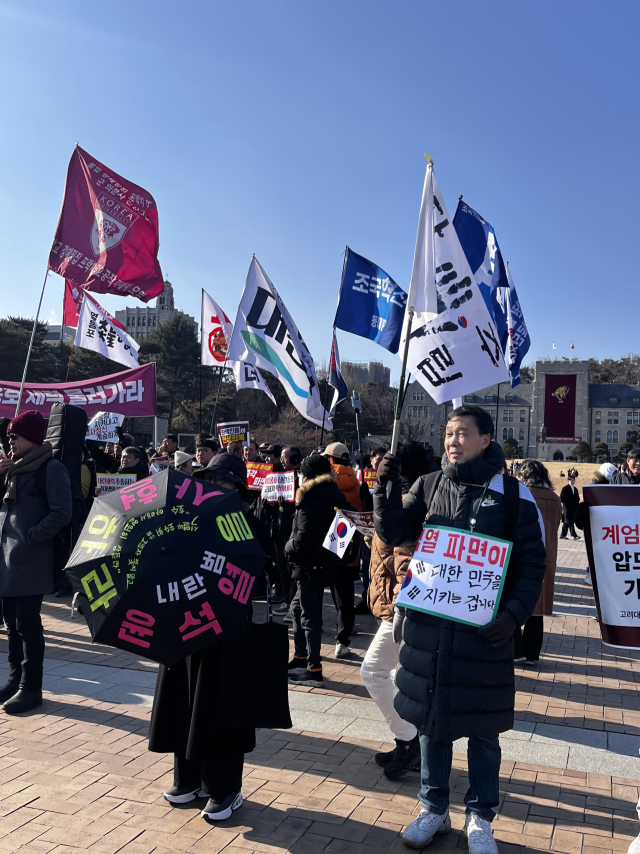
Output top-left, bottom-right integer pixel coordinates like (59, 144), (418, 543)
(296, 472), (337, 505)
(441, 440), (506, 487)
(599, 463), (617, 481)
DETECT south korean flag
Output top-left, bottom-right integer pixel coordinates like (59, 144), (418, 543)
(322, 510), (356, 556)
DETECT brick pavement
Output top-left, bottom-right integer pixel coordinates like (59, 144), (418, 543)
(0, 538), (637, 852)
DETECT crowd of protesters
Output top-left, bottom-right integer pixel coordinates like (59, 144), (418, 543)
(2, 407), (640, 851)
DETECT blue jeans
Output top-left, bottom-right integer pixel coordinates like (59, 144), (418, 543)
(418, 734), (501, 822)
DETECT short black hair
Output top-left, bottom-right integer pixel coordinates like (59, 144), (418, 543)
(163, 433), (178, 444)
(371, 446), (387, 458)
(122, 446), (142, 461)
(628, 448), (640, 460)
(447, 404), (494, 439)
(196, 438), (219, 452)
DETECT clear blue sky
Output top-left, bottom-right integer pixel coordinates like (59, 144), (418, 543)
(1, 1), (637, 383)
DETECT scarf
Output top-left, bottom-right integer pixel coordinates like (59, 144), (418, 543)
(2, 442), (53, 506)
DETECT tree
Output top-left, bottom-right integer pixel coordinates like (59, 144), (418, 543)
(619, 442), (633, 461)
(593, 442), (610, 461)
(0, 317), (59, 383)
(588, 354), (640, 385)
(571, 441), (593, 462)
(502, 437), (519, 459)
(519, 365), (534, 383)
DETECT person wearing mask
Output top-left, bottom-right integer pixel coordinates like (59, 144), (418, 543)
(323, 442), (362, 658)
(285, 454), (351, 687)
(362, 442), (436, 781)
(0, 411), (72, 713)
(514, 460), (562, 665)
(174, 451), (195, 475)
(374, 405), (545, 853)
(559, 476), (581, 539)
(195, 438), (219, 469)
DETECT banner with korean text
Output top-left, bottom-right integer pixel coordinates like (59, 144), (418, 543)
(583, 485), (640, 649)
(97, 474), (137, 494)
(395, 525), (511, 627)
(87, 411), (124, 442)
(246, 462), (273, 491)
(0, 363), (156, 419)
(216, 421), (250, 448)
(261, 472), (296, 503)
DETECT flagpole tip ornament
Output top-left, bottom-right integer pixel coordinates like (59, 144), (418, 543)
(424, 153), (434, 165)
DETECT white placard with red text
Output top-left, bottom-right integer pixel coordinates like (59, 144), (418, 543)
(395, 525), (511, 627)
(589, 506), (640, 629)
(261, 471), (295, 503)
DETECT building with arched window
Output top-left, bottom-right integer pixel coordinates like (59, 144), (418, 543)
(114, 280), (197, 342)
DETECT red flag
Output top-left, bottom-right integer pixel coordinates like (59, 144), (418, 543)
(571, 342), (575, 349)
(48, 146), (163, 303)
(63, 280), (125, 331)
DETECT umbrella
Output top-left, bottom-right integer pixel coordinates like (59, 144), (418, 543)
(65, 468), (268, 665)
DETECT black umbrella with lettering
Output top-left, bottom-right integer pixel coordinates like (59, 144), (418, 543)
(65, 468), (268, 665)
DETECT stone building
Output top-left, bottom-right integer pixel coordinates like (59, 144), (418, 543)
(342, 360), (391, 386)
(114, 280), (197, 342)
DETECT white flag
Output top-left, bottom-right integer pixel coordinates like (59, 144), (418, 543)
(75, 294), (140, 368)
(201, 290), (233, 367)
(407, 161), (438, 320)
(401, 168), (508, 404)
(322, 510), (356, 556)
(233, 361), (276, 405)
(227, 257), (331, 428)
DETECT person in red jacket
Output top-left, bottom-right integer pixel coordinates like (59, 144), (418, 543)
(323, 443), (361, 658)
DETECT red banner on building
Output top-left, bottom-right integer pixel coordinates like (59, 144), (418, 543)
(0, 363), (156, 419)
(48, 146), (164, 303)
(543, 374), (577, 439)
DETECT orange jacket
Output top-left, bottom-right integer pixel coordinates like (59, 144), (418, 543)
(330, 463), (362, 510)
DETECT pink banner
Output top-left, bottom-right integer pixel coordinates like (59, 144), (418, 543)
(0, 363), (157, 419)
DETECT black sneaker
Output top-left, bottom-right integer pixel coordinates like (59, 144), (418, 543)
(202, 791), (243, 821)
(0, 682), (20, 704)
(3, 689), (42, 715)
(375, 743), (399, 767)
(288, 669), (324, 688)
(163, 785), (207, 804)
(383, 735), (421, 780)
(288, 656), (307, 675)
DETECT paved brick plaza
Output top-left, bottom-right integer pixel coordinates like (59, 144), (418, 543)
(0, 539), (638, 853)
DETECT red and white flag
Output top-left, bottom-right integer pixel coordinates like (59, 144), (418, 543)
(201, 290), (233, 366)
(64, 280), (125, 330)
(49, 146), (164, 303)
(74, 293), (139, 368)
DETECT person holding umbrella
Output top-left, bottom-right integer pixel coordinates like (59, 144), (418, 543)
(148, 454), (278, 823)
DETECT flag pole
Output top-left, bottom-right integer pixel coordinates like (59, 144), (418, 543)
(210, 360), (227, 435)
(389, 307), (414, 457)
(15, 269), (50, 417)
(319, 371), (332, 448)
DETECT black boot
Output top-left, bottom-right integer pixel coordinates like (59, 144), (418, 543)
(0, 682), (20, 703)
(383, 735), (421, 780)
(375, 736), (414, 767)
(3, 688), (42, 714)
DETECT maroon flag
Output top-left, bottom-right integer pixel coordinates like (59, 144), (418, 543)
(63, 280), (125, 331)
(48, 146), (164, 303)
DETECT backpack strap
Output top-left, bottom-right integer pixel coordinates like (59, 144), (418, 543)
(421, 470), (443, 519)
(502, 473), (520, 535)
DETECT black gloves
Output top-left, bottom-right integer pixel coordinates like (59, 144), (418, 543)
(392, 608), (405, 644)
(377, 453), (401, 486)
(477, 610), (517, 647)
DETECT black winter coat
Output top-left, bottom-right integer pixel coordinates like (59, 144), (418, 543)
(559, 484), (580, 523)
(373, 441), (546, 742)
(611, 470), (640, 485)
(284, 473), (350, 586)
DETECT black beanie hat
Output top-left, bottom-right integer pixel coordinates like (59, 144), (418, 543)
(299, 454), (331, 480)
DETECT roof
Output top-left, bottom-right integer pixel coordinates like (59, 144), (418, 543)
(589, 384), (640, 407)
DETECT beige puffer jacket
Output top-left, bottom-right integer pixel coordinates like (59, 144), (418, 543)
(366, 533), (416, 622)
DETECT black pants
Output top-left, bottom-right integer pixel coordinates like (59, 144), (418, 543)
(2, 595), (45, 690)
(560, 519), (577, 538)
(514, 616), (544, 662)
(330, 576), (355, 647)
(274, 541), (296, 606)
(292, 577), (325, 670)
(174, 751), (244, 800)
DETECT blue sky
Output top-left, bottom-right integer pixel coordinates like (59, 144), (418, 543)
(1, 1), (637, 382)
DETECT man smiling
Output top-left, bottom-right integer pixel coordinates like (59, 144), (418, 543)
(374, 405), (545, 853)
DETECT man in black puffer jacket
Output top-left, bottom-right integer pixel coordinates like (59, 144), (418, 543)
(285, 454), (350, 688)
(374, 405), (546, 853)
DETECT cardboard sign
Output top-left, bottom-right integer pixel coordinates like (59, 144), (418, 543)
(97, 473), (137, 494)
(246, 462), (273, 491)
(216, 420), (250, 448)
(261, 471), (295, 503)
(583, 485), (640, 649)
(87, 411), (124, 443)
(395, 525), (511, 627)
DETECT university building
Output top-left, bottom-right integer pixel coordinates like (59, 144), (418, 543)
(401, 359), (639, 461)
(114, 279), (197, 342)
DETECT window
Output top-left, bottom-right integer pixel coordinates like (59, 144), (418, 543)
(595, 430), (601, 443)
(143, 316), (147, 326)
(508, 428), (514, 439)
(153, 316), (157, 327)
(502, 428), (508, 440)
(628, 431), (636, 441)
(520, 410), (526, 422)
(613, 430), (619, 444)
(430, 424), (435, 436)
(628, 412), (633, 424)
(485, 395), (496, 403)
(634, 397), (640, 406)
(505, 394), (516, 403)
(607, 430), (613, 443)
(502, 409), (514, 422)
(490, 410), (496, 421)
(464, 394), (475, 403)
(137, 316), (141, 326)
(595, 411), (601, 424)
(608, 411), (618, 424)
(609, 396), (619, 405)
(633, 412), (640, 425)
(519, 428), (525, 441)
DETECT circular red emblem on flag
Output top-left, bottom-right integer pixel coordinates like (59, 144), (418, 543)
(337, 522), (348, 538)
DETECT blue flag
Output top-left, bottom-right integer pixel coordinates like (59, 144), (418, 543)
(453, 201), (509, 350)
(328, 330), (348, 416)
(504, 265), (531, 387)
(334, 247), (407, 354)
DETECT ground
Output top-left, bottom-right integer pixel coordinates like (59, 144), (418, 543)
(512, 461), (602, 498)
(0, 538), (637, 853)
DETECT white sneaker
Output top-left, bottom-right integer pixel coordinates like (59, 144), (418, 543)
(464, 814), (498, 854)
(402, 808), (451, 848)
(335, 643), (351, 658)
(628, 832), (640, 854)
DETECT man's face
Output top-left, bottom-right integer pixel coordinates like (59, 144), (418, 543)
(444, 417), (490, 464)
(243, 445), (258, 462)
(264, 452), (276, 466)
(371, 453), (384, 471)
(196, 446), (215, 467)
(628, 457), (640, 476)
(120, 450), (138, 469)
(281, 448), (298, 471)
(8, 434), (37, 461)
(161, 438), (178, 455)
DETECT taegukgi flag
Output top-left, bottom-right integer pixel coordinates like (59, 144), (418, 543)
(334, 247), (407, 354)
(402, 164), (508, 404)
(227, 257), (331, 428)
(201, 290), (233, 366)
(328, 330), (348, 417)
(48, 146), (164, 303)
(322, 510), (357, 556)
(504, 264), (531, 388)
(75, 293), (140, 368)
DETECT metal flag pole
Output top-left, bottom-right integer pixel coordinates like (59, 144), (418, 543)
(15, 269), (50, 417)
(319, 372), (332, 449)
(389, 307), (414, 458)
(209, 360), (227, 435)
